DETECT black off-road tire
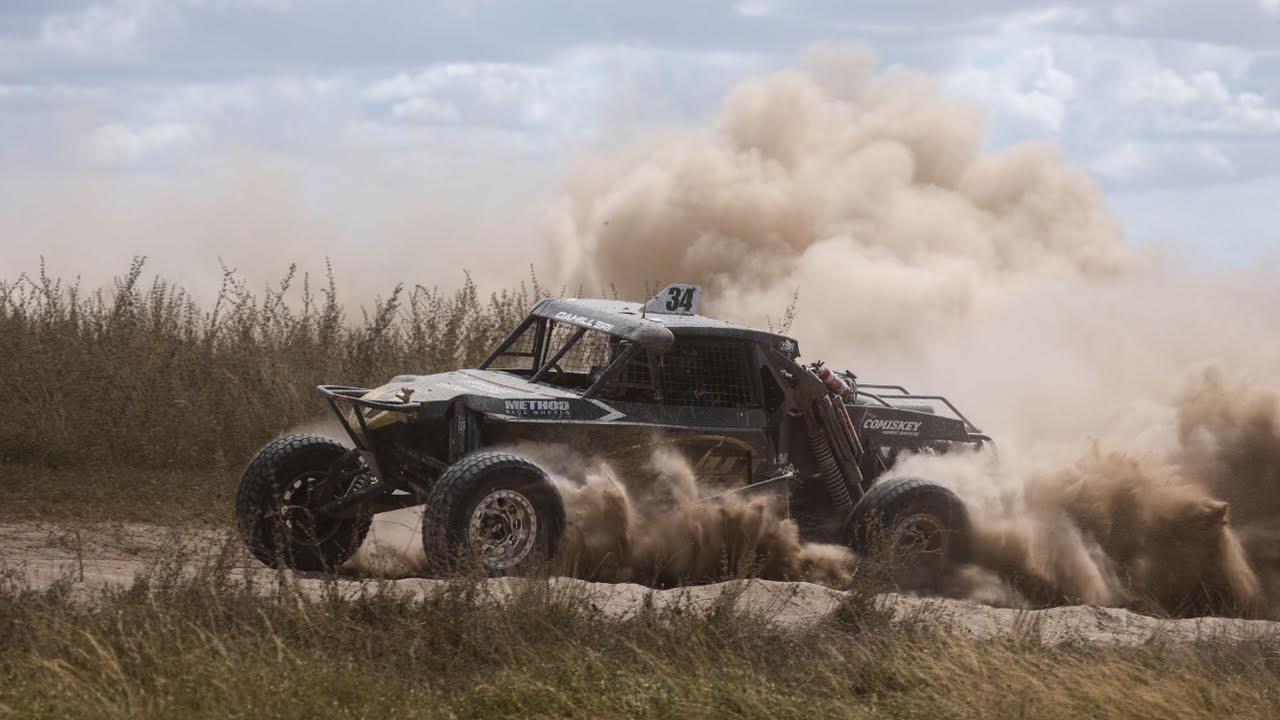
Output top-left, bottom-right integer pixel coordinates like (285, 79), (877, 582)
(422, 451), (565, 576)
(848, 476), (971, 590)
(235, 433), (372, 571)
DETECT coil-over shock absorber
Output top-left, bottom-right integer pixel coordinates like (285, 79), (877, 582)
(804, 364), (867, 514)
(804, 408), (855, 514)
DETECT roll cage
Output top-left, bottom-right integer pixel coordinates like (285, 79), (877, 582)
(479, 307), (665, 399)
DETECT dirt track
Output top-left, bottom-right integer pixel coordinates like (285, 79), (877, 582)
(5, 518), (1280, 647)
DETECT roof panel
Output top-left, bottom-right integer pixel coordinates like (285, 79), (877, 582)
(530, 297), (800, 357)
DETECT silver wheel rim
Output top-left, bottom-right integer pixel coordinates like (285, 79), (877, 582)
(468, 489), (538, 569)
(893, 513), (948, 558)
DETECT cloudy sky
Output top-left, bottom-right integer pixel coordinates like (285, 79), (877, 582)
(2, 0), (1278, 291)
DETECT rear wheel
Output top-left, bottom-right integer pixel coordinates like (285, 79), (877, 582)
(235, 434), (372, 571)
(422, 451), (565, 576)
(848, 476), (971, 590)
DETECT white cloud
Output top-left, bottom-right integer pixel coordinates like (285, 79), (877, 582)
(734, 2), (772, 17)
(11, 1), (1280, 230)
(40, 1), (152, 58)
(1089, 140), (1236, 185)
(38, 0), (295, 59)
(7, 1), (1280, 281)
(187, 0), (296, 10)
(1195, 142), (1233, 172)
(950, 32), (1280, 151)
(947, 45), (1077, 134)
(999, 5), (1093, 32)
(363, 62), (567, 129)
(83, 122), (199, 165)
(1111, 65), (1280, 133)
(360, 45), (764, 142)
(1091, 143), (1147, 179)
(390, 96), (461, 123)
(150, 76), (341, 119)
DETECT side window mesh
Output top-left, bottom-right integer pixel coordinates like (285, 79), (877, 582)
(487, 322), (539, 371)
(660, 340), (756, 408)
(597, 347), (658, 402)
(527, 328), (759, 409)
(760, 365), (784, 413)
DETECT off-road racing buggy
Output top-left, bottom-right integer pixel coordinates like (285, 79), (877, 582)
(236, 284), (991, 585)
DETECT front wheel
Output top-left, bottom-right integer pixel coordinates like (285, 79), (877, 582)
(235, 433), (372, 571)
(422, 451), (565, 576)
(847, 476), (971, 590)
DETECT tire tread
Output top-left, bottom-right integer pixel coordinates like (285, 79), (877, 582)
(422, 450), (563, 575)
(235, 433), (371, 570)
(849, 475), (970, 561)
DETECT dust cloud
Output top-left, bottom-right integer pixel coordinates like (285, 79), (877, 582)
(538, 445), (856, 588)
(550, 45), (1130, 349)
(348, 445), (857, 588)
(887, 371), (1276, 616)
(548, 46), (1280, 617)
(1, 153), (546, 302)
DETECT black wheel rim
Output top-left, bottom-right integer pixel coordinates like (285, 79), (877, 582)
(276, 471), (342, 546)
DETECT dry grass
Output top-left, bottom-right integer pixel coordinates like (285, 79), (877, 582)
(0, 464), (228, 524)
(1, 545), (1278, 720)
(7, 262), (1279, 719)
(1, 259), (538, 470)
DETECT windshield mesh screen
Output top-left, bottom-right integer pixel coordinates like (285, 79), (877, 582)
(545, 321), (612, 374)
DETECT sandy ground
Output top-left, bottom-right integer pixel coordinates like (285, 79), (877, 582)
(4, 516), (1280, 647)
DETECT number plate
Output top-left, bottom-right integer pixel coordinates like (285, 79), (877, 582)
(643, 283), (703, 316)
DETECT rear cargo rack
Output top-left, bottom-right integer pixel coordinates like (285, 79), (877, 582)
(854, 382), (990, 442)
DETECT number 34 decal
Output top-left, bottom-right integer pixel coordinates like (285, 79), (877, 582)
(665, 286), (695, 312)
(643, 283), (703, 316)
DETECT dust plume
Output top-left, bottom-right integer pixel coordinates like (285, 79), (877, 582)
(345, 444), (857, 587)
(547, 45), (1280, 617)
(551, 45), (1129, 349)
(886, 368), (1280, 616)
(347, 507), (429, 578)
(543, 445), (855, 588)
(1177, 371), (1280, 612)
